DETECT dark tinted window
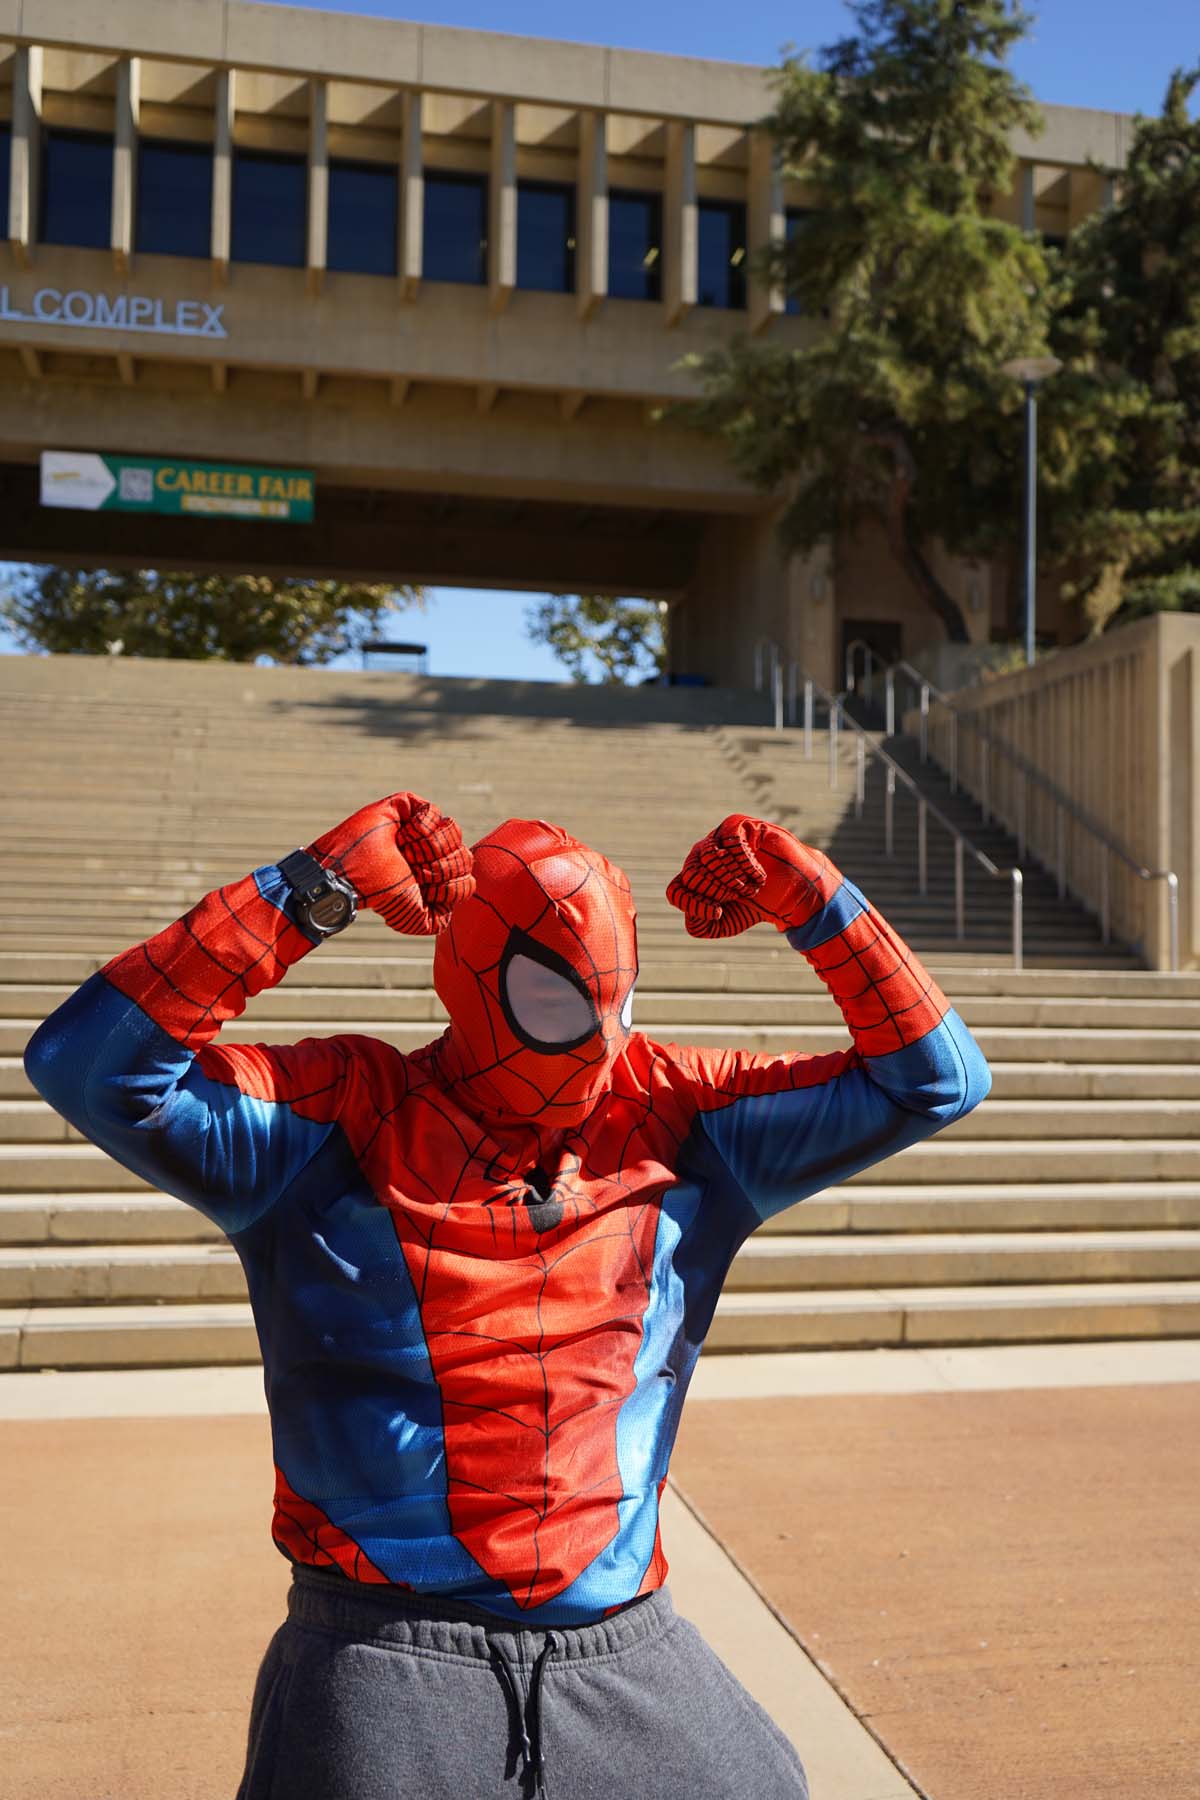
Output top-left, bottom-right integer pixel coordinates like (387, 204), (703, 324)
(423, 172), (487, 285)
(608, 189), (661, 301)
(231, 148), (306, 268)
(328, 158), (397, 276)
(136, 139), (212, 258)
(784, 207), (814, 316)
(517, 181), (574, 294)
(697, 199), (746, 309)
(0, 127), (9, 237)
(41, 128), (113, 250)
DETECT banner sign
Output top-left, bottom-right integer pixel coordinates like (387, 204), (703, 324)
(40, 452), (314, 523)
(1, 286), (226, 339)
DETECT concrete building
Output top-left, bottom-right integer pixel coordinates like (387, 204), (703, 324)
(0, 0), (1133, 687)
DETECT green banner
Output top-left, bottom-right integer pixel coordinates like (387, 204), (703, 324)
(40, 451), (315, 523)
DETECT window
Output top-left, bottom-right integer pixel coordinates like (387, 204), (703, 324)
(608, 189), (661, 301)
(231, 147), (306, 268)
(0, 126), (10, 236)
(136, 139), (212, 258)
(423, 172), (487, 285)
(327, 158), (398, 276)
(41, 128), (113, 250)
(784, 207), (814, 316)
(697, 199), (747, 310)
(517, 180), (575, 294)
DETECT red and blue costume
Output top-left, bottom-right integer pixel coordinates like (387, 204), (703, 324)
(26, 798), (989, 1626)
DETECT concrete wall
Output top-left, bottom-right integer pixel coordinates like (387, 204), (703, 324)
(928, 616), (1200, 970)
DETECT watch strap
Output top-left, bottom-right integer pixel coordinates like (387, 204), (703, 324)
(278, 848), (333, 898)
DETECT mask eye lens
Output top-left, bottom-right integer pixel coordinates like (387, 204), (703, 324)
(620, 987), (634, 1031)
(503, 952), (598, 1049)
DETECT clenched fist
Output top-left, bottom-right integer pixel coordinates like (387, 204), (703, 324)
(666, 814), (841, 939)
(308, 793), (474, 936)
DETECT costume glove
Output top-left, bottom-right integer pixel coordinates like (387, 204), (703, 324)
(666, 813), (841, 939)
(308, 792), (474, 936)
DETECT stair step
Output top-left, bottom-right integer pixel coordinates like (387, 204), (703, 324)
(5, 1281), (1199, 1367)
(5, 1182), (1200, 1245)
(3, 1229), (1199, 1306)
(6, 1095), (1200, 1145)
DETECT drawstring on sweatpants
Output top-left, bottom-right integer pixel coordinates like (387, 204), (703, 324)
(491, 1632), (559, 1798)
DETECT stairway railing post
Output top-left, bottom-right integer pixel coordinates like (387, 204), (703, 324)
(803, 680), (813, 758)
(772, 659), (784, 733)
(885, 669), (895, 738)
(955, 837), (965, 941)
(1012, 869), (1024, 971)
(885, 767), (895, 856)
(919, 685), (929, 761)
(855, 734), (865, 818)
(918, 798), (928, 897)
(829, 701), (840, 788)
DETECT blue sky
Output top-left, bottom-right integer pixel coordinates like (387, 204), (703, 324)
(4, 1), (1195, 679)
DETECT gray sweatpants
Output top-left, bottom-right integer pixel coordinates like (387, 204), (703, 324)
(236, 1566), (810, 1800)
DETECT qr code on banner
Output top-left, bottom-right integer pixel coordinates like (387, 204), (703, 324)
(119, 466), (154, 504)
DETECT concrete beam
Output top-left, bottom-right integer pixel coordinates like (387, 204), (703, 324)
(211, 68), (234, 281)
(0, 374), (753, 512)
(747, 129), (784, 335)
(8, 47), (43, 269)
(111, 56), (141, 274)
(664, 120), (697, 328)
(577, 110), (607, 322)
(1019, 164), (1036, 233)
(489, 100), (516, 315)
(306, 78), (328, 297)
(399, 90), (423, 302)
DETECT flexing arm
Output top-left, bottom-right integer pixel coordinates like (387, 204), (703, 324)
(664, 814), (990, 1224)
(24, 794), (473, 1232)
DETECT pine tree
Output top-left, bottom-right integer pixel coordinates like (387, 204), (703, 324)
(1044, 67), (1200, 631)
(679, 0), (1051, 642)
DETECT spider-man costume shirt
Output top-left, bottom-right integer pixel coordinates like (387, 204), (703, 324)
(26, 805), (989, 1625)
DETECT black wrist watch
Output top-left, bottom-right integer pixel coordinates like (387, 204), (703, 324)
(278, 849), (359, 938)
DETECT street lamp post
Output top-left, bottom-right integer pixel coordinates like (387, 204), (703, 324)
(1001, 355), (1062, 666)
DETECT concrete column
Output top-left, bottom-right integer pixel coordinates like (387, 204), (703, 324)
(399, 89), (423, 301)
(307, 77), (328, 295)
(489, 99), (516, 313)
(577, 109), (607, 320)
(211, 68), (235, 280)
(111, 56), (141, 272)
(747, 130), (784, 335)
(9, 46), (44, 267)
(663, 120), (696, 327)
(1019, 163), (1036, 232)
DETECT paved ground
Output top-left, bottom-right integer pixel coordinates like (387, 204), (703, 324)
(1, 1344), (1197, 1800)
(671, 1382), (1200, 1800)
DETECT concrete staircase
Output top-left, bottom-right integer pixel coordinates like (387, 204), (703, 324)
(2, 653), (1198, 1369)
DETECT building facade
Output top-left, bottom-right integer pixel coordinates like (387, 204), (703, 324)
(0, 1), (1133, 687)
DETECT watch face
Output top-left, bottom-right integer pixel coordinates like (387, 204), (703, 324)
(308, 888), (352, 932)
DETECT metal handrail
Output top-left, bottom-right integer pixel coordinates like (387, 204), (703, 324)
(756, 640), (1025, 968)
(850, 645), (1180, 971)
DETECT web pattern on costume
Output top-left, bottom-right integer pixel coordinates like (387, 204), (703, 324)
(432, 833), (639, 1124)
(36, 817), (988, 1623)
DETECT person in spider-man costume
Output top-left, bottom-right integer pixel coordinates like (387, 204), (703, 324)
(26, 794), (989, 1800)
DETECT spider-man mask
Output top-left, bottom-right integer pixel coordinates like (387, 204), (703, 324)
(432, 818), (638, 1131)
